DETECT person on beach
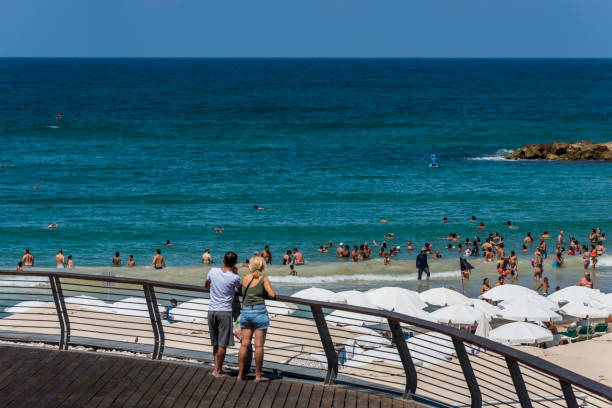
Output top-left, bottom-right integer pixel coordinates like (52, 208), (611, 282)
(416, 248), (429, 280)
(351, 246), (359, 262)
(383, 253), (391, 265)
(289, 264), (297, 276)
(152, 249), (166, 269)
(66, 255), (74, 268)
(537, 277), (550, 296)
(557, 231), (564, 246)
(127, 255), (136, 267)
(480, 278), (490, 295)
(17, 261), (23, 271)
(282, 250), (292, 265)
(534, 250), (543, 284)
(406, 241), (414, 250)
(162, 299), (178, 324)
(238, 255), (276, 381)
(589, 229), (598, 245)
(113, 252), (122, 267)
(537, 237), (547, 259)
(55, 249), (65, 268)
(582, 246), (590, 271)
(262, 246), (272, 264)
(206, 252), (241, 377)
(433, 250), (442, 258)
(292, 248), (304, 265)
(202, 248), (213, 264)
(577, 272), (594, 289)
(22, 249), (34, 267)
(552, 251), (564, 268)
(460, 256), (474, 280)
(363, 242), (371, 259)
(336, 243), (344, 258)
(590, 245), (598, 270)
(595, 242), (605, 256)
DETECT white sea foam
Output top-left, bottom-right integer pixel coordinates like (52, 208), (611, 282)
(269, 270), (460, 284)
(47, 125), (59, 129)
(468, 148), (513, 161)
(0, 277), (47, 288)
(597, 255), (612, 267)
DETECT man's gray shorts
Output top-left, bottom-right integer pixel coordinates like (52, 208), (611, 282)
(208, 311), (234, 347)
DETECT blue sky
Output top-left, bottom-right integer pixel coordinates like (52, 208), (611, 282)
(2, 0), (611, 57)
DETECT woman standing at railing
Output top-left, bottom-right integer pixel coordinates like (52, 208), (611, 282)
(237, 255), (276, 381)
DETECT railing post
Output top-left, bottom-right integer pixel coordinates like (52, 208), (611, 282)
(452, 339), (481, 408)
(49, 276), (70, 350)
(505, 357), (532, 408)
(143, 284), (165, 360)
(311, 305), (338, 385)
(387, 318), (418, 399)
(560, 380), (579, 408)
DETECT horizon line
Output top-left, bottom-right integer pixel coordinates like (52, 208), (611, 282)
(2, 56), (612, 60)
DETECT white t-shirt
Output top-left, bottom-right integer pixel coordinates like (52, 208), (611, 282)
(206, 267), (241, 312)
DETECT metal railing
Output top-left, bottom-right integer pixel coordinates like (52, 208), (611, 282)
(0, 270), (610, 408)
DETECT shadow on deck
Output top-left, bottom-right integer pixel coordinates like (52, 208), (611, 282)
(0, 345), (419, 408)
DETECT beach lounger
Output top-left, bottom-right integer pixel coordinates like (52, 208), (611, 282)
(593, 322), (608, 336)
(559, 329), (578, 343)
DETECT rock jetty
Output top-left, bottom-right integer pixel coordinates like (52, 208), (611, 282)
(504, 141), (612, 161)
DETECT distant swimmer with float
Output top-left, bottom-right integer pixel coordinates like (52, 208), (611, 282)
(429, 154), (440, 167)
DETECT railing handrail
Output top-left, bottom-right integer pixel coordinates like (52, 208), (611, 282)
(1, 269), (611, 402)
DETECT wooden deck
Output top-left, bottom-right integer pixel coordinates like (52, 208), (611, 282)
(0, 345), (419, 408)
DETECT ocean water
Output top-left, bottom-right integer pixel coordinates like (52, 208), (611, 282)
(0, 58), (611, 295)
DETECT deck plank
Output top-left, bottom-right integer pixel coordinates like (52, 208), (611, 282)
(320, 386), (336, 408)
(296, 383), (313, 408)
(0, 346), (411, 408)
(271, 381), (292, 408)
(247, 379), (273, 408)
(307, 384), (325, 408)
(172, 366), (212, 408)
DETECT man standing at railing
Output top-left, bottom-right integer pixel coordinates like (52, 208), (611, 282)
(205, 251), (242, 377)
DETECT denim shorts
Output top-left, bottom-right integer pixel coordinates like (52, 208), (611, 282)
(240, 304), (270, 330)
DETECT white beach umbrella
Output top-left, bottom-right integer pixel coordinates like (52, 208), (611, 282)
(396, 305), (436, 323)
(265, 300), (298, 315)
(65, 295), (110, 313)
(407, 332), (455, 366)
(498, 301), (562, 322)
(471, 299), (502, 318)
(112, 297), (160, 318)
(173, 298), (209, 322)
(474, 314), (491, 338)
(489, 322), (553, 345)
(430, 304), (487, 325)
(500, 294), (559, 311)
(419, 288), (473, 306)
(366, 287), (427, 310)
(337, 290), (379, 309)
(560, 301), (611, 319)
(291, 287), (346, 303)
(548, 286), (601, 305)
(348, 334), (392, 349)
(480, 285), (538, 302)
(325, 309), (386, 327)
(589, 293), (612, 309)
(359, 347), (404, 367)
(5, 300), (48, 314)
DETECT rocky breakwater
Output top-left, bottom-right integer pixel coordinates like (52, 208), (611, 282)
(505, 141), (612, 161)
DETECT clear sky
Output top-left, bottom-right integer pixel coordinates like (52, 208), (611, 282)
(2, 0), (611, 57)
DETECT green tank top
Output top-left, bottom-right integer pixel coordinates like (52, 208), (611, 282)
(243, 276), (266, 306)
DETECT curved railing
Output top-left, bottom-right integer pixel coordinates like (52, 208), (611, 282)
(0, 270), (610, 408)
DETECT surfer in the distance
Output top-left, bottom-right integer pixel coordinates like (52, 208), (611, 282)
(430, 154), (440, 167)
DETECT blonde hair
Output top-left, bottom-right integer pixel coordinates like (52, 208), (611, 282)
(249, 255), (266, 279)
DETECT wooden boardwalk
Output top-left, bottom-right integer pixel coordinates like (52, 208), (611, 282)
(0, 345), (418, 408)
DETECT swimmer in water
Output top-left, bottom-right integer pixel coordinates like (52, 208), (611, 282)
(127, 255), (136, 267)
(56, 113), (62, 121)
(152, 249), (166, 269)
(214, 227), (224, 233)
(253, 205), (267, 210)
(379, 219), (390, 223)
(430, 154), (439, 167)
(165, 240), (173, 247)
(56, 249), (65, 268)
(33, 180), (43, 190)
(47, 222), (58, 229)
(507, 221), (519, 230)
(22, 249), (34, 267)
(442, 217), (448, 223)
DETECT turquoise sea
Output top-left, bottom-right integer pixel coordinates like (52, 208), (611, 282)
(1, 58), (611, 296)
